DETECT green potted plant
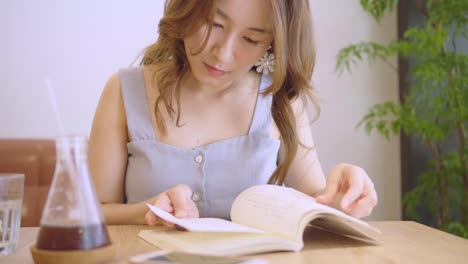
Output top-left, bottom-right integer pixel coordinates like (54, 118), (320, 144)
(336, 0), (467, 238)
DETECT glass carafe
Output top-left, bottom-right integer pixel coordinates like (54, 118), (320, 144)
(35, 135), (110, 251)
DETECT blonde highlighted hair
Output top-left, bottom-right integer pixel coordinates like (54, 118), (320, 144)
(141, 0), (319, 185)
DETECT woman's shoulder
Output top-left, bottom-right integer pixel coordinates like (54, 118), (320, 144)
(104, 66), (152, 97)
(103, 65), (146, 92)
(102, 71), (122, 99)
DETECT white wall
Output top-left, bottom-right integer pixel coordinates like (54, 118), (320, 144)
(0, 0), (165, 137)
(311, 0), (401, 221)
(0, 1), (400, 220)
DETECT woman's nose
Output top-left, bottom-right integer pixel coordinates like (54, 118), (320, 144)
(211, 34), (235, 63)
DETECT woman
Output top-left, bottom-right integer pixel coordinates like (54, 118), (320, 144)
(89, 0), (378, 226)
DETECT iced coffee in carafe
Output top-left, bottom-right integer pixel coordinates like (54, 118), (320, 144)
(33, 135), (111, 253)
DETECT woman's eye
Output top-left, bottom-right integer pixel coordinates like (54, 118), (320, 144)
(212, 23), (223, 29)
(244, 37), (259, 45)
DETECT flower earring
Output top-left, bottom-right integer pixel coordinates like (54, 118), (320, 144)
(255, 46), (274, 75)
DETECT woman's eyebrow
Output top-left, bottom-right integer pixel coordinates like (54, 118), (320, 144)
(216, 8), (272, 34)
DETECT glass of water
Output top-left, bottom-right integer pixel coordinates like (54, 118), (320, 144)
(0, 173), (24, 256)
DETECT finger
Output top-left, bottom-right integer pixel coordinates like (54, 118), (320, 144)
(145, 211), (157, 226)
(183, 201), (200, 218)
(146, 193), (174, 226)
(146, 212), (172, 226)
(152, 193), (174, 213)
(343, 177), (377, 217)
(184, 194), (200, 219)
(177, 198), (199, 218)
(315, 166), (344, 204)
(361, 176), (378, 208)
(345, 199), (374, 218)
(167, 185), (198, 218)
(162, 220), (175, 228)
(340, 167), (365, 209)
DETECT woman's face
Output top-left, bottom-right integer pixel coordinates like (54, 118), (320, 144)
(184, 0), (273, 89)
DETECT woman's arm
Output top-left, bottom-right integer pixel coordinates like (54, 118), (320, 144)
(88, 73), (148, 224)
(281, 98), (326, 196)
(280, 98), (378, 218)
(88, 73), (199, 225)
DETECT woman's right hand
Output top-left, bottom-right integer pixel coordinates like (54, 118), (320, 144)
(145, 184), (199, 228)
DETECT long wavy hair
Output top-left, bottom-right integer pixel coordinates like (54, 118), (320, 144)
(141, 0), (319, 185)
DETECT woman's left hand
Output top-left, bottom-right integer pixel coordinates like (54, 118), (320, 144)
(315, 163), (378, 218)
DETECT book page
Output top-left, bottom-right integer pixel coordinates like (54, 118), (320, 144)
(230, 185), (380, 242)
(146, 204), (263, 233)
(230, 185), (324, 240)
(307, 215), (382, 244)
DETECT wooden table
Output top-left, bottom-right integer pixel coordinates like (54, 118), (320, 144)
(1, 221), (467, 264)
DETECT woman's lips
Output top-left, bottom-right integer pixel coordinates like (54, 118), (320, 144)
(204, 63), (226, 77)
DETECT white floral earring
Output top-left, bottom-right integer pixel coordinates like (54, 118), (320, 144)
(255, 46), (274, 75)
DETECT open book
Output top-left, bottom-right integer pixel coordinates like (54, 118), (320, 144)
(138, 185), (382, 257)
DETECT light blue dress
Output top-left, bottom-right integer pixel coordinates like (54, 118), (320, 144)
(120, 67), (280, 219)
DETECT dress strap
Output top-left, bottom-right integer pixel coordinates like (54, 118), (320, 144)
(119, 67), (155, 141)
(248, 74), (274, 137)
